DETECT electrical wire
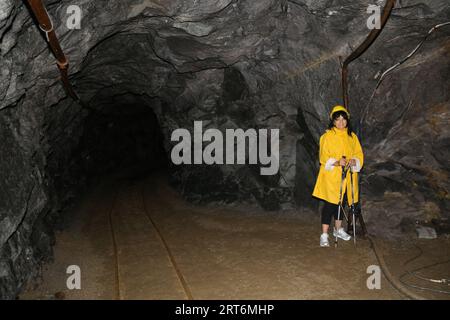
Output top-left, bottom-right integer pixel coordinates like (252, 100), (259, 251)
(398, 244), (450, 295)
(366, 235), (426, 300)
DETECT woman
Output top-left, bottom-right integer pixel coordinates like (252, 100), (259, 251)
(312, 105), (364, 247)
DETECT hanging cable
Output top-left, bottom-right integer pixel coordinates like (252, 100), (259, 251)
(26, 0), (80, 102)
(359, 21), (450, 130)
(376, 21), (450, 89)
(341, 0), (397, 111)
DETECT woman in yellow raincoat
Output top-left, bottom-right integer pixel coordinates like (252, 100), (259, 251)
(312, 105), (364, 247)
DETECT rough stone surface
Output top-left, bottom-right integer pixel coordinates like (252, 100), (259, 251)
(0, 0), (449, 298)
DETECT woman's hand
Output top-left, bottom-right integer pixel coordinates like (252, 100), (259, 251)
(334, 158), (347, 167)
(348, 159), (356, 167)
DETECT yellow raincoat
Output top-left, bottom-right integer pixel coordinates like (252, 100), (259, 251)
(312, 128), (364, 205)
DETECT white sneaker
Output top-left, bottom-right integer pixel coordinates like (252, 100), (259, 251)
(320, 233), (330, 247)
(333, 227), (351, 241)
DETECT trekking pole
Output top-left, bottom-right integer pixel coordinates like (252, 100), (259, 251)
(350, 169), (356, 246)
(335, 158), (348, 248)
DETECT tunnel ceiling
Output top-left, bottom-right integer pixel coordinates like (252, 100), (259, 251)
(0, 0), (449, 298)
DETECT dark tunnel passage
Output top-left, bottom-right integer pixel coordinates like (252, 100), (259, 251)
(76, 98), (168, 179)
(1, 0), (450, 300)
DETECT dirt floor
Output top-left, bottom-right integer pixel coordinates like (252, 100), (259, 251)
(19, 173), (450, 300)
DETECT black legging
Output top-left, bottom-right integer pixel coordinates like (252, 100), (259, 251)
(321, 193), (354, 225)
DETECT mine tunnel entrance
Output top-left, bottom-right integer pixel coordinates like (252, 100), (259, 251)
(76, 97), (168, 182)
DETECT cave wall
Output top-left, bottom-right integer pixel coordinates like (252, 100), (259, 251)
(0, 0), (449, 298)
